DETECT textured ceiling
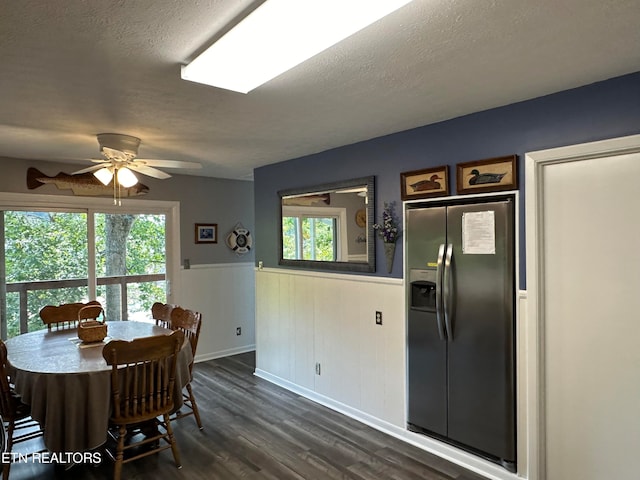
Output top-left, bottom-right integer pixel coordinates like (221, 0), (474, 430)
(1, 0), (639, 180)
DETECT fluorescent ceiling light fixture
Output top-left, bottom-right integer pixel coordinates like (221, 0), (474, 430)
(181, 0), (413, 93)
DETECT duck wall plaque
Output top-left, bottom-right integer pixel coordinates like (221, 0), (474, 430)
(456, 155), (518, 195)
(400, 165), (450, 201)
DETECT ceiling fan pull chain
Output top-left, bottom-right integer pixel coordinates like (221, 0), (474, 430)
(113, 171), (118, 205)
(117, 174), (122, 206)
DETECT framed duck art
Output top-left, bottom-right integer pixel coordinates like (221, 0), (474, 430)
(456, 154), (518, 194)
(400, 165), (450, 201)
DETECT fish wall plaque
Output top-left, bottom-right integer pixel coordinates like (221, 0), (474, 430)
(26, 167), (149, 197)
(281, 193), (330, 206)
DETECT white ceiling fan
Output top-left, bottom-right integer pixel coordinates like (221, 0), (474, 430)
(73, 133), (202, 187)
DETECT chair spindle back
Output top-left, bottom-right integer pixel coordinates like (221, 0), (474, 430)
(169, 307), (202, 365)
(102, 330), (184, 424)
(39, 300), (102, 330)
(151, 302), (174, 328)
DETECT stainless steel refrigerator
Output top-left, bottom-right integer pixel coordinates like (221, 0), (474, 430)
(406, 196), (516, 472)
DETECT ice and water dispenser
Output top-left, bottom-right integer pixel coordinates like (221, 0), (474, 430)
(409, 268), (437, 312)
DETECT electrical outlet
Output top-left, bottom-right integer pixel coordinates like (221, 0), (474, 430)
(375, 311), (383, 325)
(315, 362), (321, 375)
(236, 327), (242, 336)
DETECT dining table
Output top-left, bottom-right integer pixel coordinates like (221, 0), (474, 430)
(5, 321), (193, 454)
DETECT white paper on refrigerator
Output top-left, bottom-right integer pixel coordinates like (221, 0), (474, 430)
(462, 211), (496, 254)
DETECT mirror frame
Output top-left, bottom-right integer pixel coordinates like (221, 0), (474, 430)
(278, 176), (375, 273)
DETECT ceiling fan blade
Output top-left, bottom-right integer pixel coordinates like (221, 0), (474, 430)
(72, 164), (105, 175)
(127, 164), (172, 179)
(135, 158), (202, 169)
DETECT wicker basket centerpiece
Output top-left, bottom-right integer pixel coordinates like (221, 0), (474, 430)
(77, 305), (107, 343)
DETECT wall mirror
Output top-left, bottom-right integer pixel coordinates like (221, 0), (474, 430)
(278, 176), (375, 273)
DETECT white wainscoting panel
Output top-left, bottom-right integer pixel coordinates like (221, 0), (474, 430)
(179, 263), (255, 361)
(255, 268), (405, 426)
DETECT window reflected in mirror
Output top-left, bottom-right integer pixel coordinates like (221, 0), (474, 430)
(282, 214), (338, 261)
(278, 177), (375, 273)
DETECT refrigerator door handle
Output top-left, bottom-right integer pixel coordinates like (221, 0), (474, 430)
(435, 244), (446, 341)
(443, 243), (454, 340)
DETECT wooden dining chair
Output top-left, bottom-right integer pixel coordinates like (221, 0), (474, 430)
(39, 300), (102, 330)
(102, 330), (185, 480)
(150, 302), (174, 328)
(0, 340), (44, 480)
(169, 306), (203, 430)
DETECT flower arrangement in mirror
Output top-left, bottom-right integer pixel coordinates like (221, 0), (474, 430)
(374, 201), (401, 273)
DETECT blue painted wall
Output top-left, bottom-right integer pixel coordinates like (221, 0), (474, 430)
(254, 72), (640, 288)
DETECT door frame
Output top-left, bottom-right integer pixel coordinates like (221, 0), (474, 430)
(524, 133), (640, 480)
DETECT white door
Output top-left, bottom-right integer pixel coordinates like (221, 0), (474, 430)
(527, 136), (640, 480)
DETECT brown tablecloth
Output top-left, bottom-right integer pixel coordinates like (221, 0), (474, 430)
(5, 321), (193, 453)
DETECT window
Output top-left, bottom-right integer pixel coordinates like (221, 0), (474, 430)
(94, 213), (167, 322)
(4, 211), (88, 337)
(0, 193), (180, 338)
(282, 206), (347, 261)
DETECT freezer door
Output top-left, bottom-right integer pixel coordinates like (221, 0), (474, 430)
(406, 207), (447, 436)
(445, 200), (516, 465)
(406, 206), (447, 271)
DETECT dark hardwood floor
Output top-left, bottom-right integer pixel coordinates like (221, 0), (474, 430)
(9, 352), (488, 479)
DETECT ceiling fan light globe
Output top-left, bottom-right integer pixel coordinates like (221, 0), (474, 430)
(117, 167), (138, 188)
(94, 167), (113, 186)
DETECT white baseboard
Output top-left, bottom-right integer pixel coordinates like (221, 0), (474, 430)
(254, 368), (522, 480)
(183, 262), (254, 270)
(195, 344), (255, 363)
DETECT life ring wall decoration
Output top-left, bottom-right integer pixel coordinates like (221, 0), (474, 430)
(226, 223), (252, 255)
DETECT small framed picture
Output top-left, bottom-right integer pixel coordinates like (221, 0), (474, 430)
(195, 223), (218, 244)
(456, 155), (518, 195)
(400, 165), (449, 201)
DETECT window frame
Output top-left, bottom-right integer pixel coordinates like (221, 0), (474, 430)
(0, 192), (181, 335)
(282, 205), (348, 261)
